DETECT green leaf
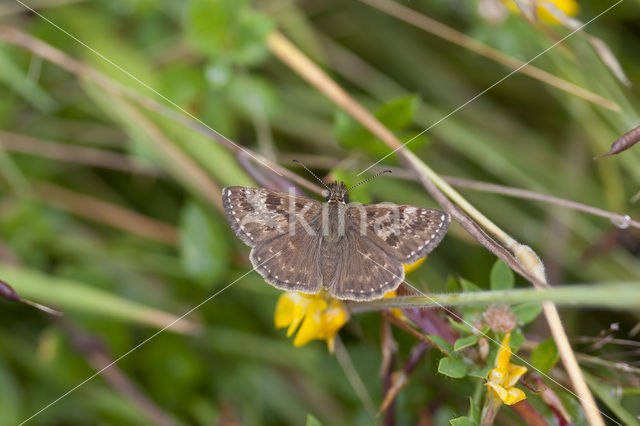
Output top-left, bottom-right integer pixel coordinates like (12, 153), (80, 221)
(179, 202), (230, 286)
(512, 303), (543, 324)
(187, 0), (273, 65)
(468, 366), (491, 379)
(426, 334), (454, 355)
(450, 416), (476, 426)
(460, 278), (482, 292)
(490, 260), (514, 290)
(305, 414), (322, 426)
(0, 265), (200, 333)
(334, 110), (373, 148)
(438, 356), (469, 378)
(229, 75), (279, 120)
(447, 316), (474, 335)
(509, 328), (525, 352)
(334, 110), (391, 157)
(444, 275), (460, 292)
(454, 335), (478, 351)
(531, 337), (559, 374)
(232, 9), (275, 65)
(468, 394), (480, 423)
(334, 96), (423, 157)
(0, 48), (57, 113)
(375, 95), (420, 131)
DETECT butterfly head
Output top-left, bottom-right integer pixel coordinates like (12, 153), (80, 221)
(327, 181), (349, 204)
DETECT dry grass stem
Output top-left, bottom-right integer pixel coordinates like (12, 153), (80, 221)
(0, 131), (161, 177)
(33, 181), (179, 245)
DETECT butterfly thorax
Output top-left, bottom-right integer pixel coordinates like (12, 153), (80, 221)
(320, 183), (350, 287)
(326, 181), (349, 204)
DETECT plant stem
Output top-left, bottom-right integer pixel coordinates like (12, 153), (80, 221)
(349, 283), (640, 312)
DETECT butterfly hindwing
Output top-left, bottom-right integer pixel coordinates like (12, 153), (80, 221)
(222, 186), (321, 246)
(326, 226), (405, 301)
(250, 230), (323, 294)
(349, 204), (450, 265)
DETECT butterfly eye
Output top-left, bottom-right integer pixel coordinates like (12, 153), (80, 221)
(321, 189), (330, 198)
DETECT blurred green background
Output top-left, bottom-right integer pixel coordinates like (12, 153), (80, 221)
(0, 0), (639, 424)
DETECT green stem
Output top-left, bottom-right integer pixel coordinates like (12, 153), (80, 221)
(349, 282), (640, 312)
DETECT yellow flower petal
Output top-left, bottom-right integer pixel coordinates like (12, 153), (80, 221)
(274, 292), (312, 337)
(293, 299), (327, 347)
(538, 0), (579, 24)
(504, 387), (527, 405)
(485, 331), (527, 406)
(321, 300), (349, 338)
(274, 292), (350, 353)
(492, 332), (512, 384)
(486, 381), (509, 403)
(325, 336), (337, 354)
(504, 364), (528, 388)
(403, 257), (426, 274)
(486, 382), (526, 406)
(503, 0), (579, 24)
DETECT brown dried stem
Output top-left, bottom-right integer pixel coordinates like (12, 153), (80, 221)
(33, 181), (179, 245)
(0, 131), (161, 177)
(267, 31), (604, 425)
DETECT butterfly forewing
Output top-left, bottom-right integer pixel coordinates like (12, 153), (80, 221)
(349, 204), (450, 264)
(223, 186), (321, 246)
(223, 186), (324, 293)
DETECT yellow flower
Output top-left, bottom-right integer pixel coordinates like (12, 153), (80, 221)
(403, 257), (426, 274)
(274, 258), (426, 352)
(274, 292), (349, 353)
(485, 332), (528, 405)
(504, 0), (579, 24)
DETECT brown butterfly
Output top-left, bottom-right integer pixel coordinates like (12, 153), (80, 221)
(222, 171), (449, 301)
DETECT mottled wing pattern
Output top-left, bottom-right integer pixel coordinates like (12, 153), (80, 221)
(327, 226), (404, 301)
(222, 186), (321, 246)
(222, 186), (324, 294)
(250, 228), (323, 294)
(349, 204), (450, 264)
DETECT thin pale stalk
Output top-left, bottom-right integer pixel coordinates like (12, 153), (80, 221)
(334, 336), (377, 418)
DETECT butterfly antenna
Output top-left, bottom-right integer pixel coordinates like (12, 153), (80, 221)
(346, 170), (392, 192)
(293, 159), (330, 191)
